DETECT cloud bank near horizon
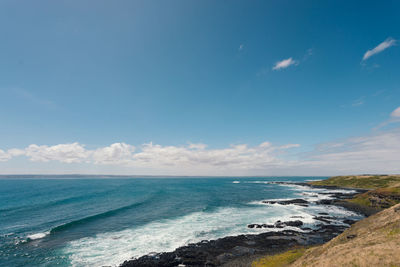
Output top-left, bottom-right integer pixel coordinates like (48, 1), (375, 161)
(0, 141), (301, 172)
(1, 128), (400, 176)
(2, 107), (399, 176)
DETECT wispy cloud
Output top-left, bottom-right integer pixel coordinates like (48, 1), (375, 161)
(351, 97), (365, 107)
(13, 88), (57, 109)
(362, 38), (396, 61)
(272, 57), (298, 70)
(302, 48), (313, 61)
(238, 44), (244, 51)
(374, 106), (400, 130)
(391, 106), (400, 119)
(304, 128), (400, 174)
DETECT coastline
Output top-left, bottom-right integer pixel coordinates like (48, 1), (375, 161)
(120, 183), (368, 267)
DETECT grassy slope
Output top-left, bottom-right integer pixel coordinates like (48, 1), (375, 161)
(252, 175), (400, 267)
(311, 175), (400, 210)
(309, 175), (400, 189)
(291, 203), (400, 267)
(253, 204), (400, 267)
(252, 248), (307, 267)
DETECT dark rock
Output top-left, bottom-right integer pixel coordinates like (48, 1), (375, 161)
(313, 216), (334, 223)
(283, 220), (303, 227)
(120, 222), (353, 267)
(248, 220), (305, 229)
(316, 199), (334, 205)
(334, 200), (381, 216)
(346, 234), (357, 239)
(343, 219), (356, 225)
(318, 212), (329, 215)
(261, 224), (274, 228)
(120, 182), (366, 267)
(216, 253), (234, 264)
(120, 252), (180, 267)
(262, 199), (309, 206)
(231, 246), (256, 256)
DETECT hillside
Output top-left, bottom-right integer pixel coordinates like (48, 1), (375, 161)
(253, 175), (400, 267)
(290, 203), (400, 267)
(309, 175), (400, 189)
(253, 203), (400, 267)
(311, 175), (400, 212)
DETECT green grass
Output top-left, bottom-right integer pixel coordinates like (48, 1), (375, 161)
(346, 186), (400, 209)
(309, 175), (400, 189)
(347, 194), (372, 206)
(252, 247), (307, 267)
(387, 227), (400, 237)
(310, 175), (400, 210)
(375, 186), (400, 195)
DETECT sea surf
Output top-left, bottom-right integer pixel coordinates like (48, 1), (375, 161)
(0, 176), (362, 266)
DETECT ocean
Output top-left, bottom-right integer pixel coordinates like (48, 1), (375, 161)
(0, 176), (362, 266)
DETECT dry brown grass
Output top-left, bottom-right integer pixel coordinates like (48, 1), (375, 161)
(290, 203), (400, 267)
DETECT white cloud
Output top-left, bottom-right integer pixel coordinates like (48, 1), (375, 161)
(1, 126), (400, 176)
(238, 44), (244, 51)
(24, 143), (89, 163)
(8, 148), (25, 157)
(375, 106), (400, 129)
(362, 38), (396, 61)
(92, 143), (135, 164)
(131, 142), (294, 170)
(391, 106), (400, 118)
(279, 144), (300, 149)
(305, 128), (400, 174)
(0, 141), (301, 174)
(272, 57), (298, 70)
(188, 143), (207, 150)
(0, 149), (11, 162)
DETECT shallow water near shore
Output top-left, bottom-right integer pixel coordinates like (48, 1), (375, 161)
(0, 176), (362, 266)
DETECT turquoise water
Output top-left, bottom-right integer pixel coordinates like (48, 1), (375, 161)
(0, 177), (361, 266)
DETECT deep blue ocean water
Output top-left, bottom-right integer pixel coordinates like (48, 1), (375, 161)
(0, 176), (362, 266)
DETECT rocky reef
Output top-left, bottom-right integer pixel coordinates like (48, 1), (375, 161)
(120, 224), (351, 267)
(120, 183), (365, 267)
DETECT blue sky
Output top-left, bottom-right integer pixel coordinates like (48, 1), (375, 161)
(0, 0), (399, 175)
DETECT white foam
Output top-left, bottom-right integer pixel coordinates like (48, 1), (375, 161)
(62, 204), (316, 266)
(275, 183), (358, 200)
(323, 189), (358, 194)
(27, 232), (49, 240)
(61, 182), (362, 266)
(232, 181), (240, 184)
(276, 183), (311, 191)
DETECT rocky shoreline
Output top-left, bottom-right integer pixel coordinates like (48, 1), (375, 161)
(120, 183), (369, 267)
